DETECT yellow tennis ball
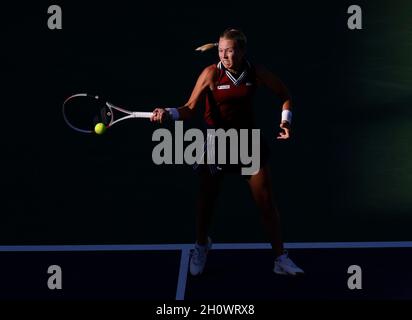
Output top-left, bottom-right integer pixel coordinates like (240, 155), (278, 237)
(94, 123), (106, 135)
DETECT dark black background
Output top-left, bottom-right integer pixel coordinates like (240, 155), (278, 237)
(2, 0), (412, 245)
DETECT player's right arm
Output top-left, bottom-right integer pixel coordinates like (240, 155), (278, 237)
(151, 65), (215, 123)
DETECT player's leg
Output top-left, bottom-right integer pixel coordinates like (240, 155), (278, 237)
(247, 164), (304, 275)
(195, 170), (223, 245)
(247, 164), (284, 257)
(190, 170), (222, 276)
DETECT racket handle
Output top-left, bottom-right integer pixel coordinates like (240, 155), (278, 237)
(132, 112), (153, 118)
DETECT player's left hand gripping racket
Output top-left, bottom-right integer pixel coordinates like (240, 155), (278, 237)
(62, 93), (153, 134)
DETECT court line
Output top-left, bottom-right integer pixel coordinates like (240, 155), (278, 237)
(175, 248), (191, 301)
(0, 241), (412, 251)
(1, 241), (411, 301)
(0, 244), (192, 252)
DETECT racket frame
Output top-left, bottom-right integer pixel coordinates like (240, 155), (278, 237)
(63, 93), (152, 133)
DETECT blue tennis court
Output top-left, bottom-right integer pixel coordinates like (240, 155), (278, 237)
(1, 242), (411, 300)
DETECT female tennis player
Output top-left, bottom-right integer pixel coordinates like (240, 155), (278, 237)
(151, 28), (304, 276)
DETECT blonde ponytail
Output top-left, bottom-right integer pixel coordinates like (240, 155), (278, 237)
(195, 28), (247, 52)
(195, 42), (218, 52)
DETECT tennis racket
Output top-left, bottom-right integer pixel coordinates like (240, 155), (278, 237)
(62, 93), (153, 134)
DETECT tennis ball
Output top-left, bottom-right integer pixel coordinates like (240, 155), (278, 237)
(94, 122), (106, 135)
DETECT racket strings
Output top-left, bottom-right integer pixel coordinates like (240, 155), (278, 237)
(93, 106), (111, 126)
(63, 95), (110, 133)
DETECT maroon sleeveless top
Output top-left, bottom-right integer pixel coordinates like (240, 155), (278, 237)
(204, 60), (257, 129)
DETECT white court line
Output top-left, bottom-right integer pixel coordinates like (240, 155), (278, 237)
(0, 241), (412, 252)
(0, 244), (192, 252)
(175, 248), (191, 301)
(213, 241), (412, 249)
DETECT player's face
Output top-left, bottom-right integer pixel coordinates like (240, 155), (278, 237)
(218, 38), (244, 71)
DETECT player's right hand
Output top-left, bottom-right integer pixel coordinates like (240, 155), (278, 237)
(151, 108), (169, 124)
(277, 121), (291, 139)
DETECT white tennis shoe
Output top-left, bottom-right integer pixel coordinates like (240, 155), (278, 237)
(189, 237), (212, 276)
(274, 251), (304, 275)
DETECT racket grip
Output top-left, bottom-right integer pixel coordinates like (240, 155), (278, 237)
(132, 112), (153, 118)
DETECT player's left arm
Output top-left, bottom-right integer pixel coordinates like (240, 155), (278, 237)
(255, 64), (292, 140)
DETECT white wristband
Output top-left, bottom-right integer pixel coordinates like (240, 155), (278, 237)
(281, 109), (292, 124)
(165, 107), (180, 121)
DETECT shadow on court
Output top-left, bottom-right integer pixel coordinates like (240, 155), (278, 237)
(187, 248), (412, 300)
(0, 247), (411, 300)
